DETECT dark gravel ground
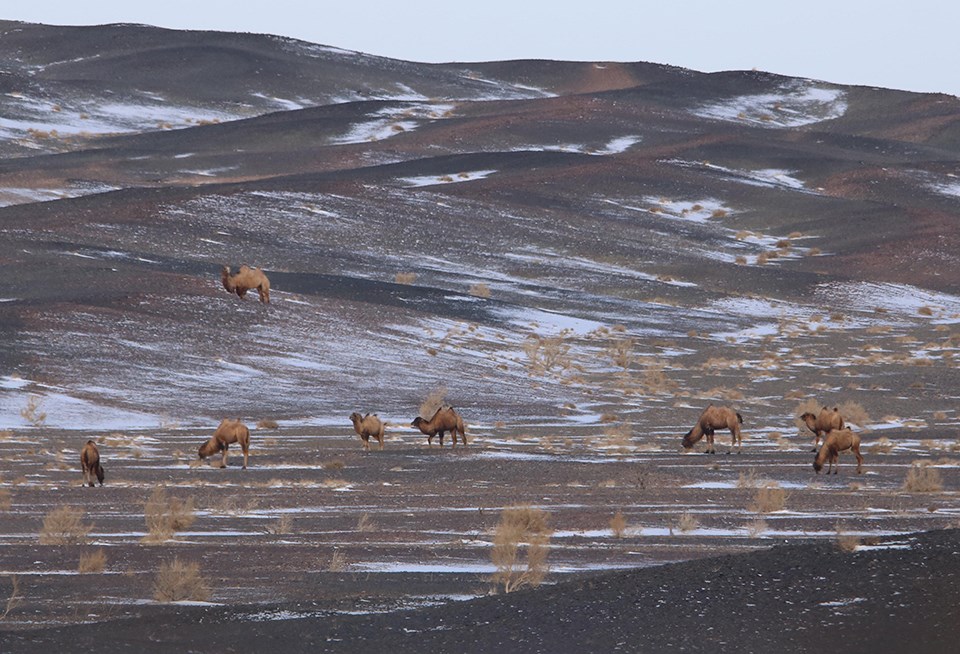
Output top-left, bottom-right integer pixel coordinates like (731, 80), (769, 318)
(3, 528), (957, 653)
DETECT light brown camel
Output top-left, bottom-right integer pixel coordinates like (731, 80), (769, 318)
(80, 440), (104, 487)
(813, 428), (863, 474)
(350, 412), (385, 451)
(799, 406), (845, 452)
(681, 405), (743, 454)
(221, 265), (271, 304)
(411, 406), (466, 447)
(198, 418), (251, 469)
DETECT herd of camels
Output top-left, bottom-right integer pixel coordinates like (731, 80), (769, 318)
(75, 266), (864, 486)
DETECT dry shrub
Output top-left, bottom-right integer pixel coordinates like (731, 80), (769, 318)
(902, 462), (943, 493)
(468, 283), (492, 298)
(750, 484), (786, 513)
(394, 272), (417, 285)
(600, 412), (618, 424)
(357, 513), (376, 532)
(143, 487), (196, 543)
(1, 576), (23, 620)
(20, 394), (46, 428)
(256, 418), (279, 429)
(746, 518), (768, 538)
(642, 360), (677, 394)
(835, 523), (860, 552)
(153, 558), (210, 603)
(40, 506), (92, 545)
(269, 514), (293, 535)
(610, 510), (628, 538)
(607, 338), (634, 369)
(491, 506), (551, 593)
(0, 488), (10, 511)
(838, 401), (871, 429)
(419, 385), (448, 420)
(676, 513), (699, 532)
(737, 469), (767, 489)
(327, 550), (347, 572)
(322, 459), (345, 471)
(918, 306), (934, 316)
(79, 549), (107, 574)
(523, 334), (571, 374)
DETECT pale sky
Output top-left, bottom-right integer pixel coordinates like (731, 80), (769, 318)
(5, 1), (960, 97)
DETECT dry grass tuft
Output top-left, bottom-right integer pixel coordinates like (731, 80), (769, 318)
(610, 510), (628, 538)
(78, 549), (107, 574)
(872, 437), (895, 454)
(418, 385), (448, 420)
(750, 484), (787, 513)
(40, 506), (92, 545)
(327, 550), (347, 572)
(1, 576), (23, 620)
(468, 283), (492, 298)
(902, 462), (943, 493)
(523, 334), (571, 375)
(745, 518), (768, 538)
(491, 506), (551, 593)
(268, 514), (293, 535)
(322, 459), (346, 471)
(394, 272), (417, 285)
(20, 394), (47, 428)
(835, 523), (861, 552)
(357, 513), (376, 533)
(676, 513), (699, 532)
(838, 401), (871, 429)
(256, 418), (279, 429)
(143, 487), (196, 544)
(153, 558), (210, 603)
(0, 488), (10, 511)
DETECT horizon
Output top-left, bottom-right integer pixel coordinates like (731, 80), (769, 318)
(4, 1), (960, 98)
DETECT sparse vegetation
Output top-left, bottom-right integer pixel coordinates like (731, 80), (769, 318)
(394, 272), (417, 285)
(40, 506), (92, 545)
(491, 506), (551, 593)
(357, 513), (376, 532)
(143, 487), (196, 543)
(750, 483), (787, 513)
(327, 550), (347, 572)
(903, 461), (943, 492)
(676, 512), (699, 532)
(523, 334), (572, 374)
(418, 385), (448, 421)
(153, 558), (210, 603)
(746, 518), (768, 538)
(1, 576), (22, 620)
(835, 523), (861, 552)
(610, 510), (628, 538)
(468, 282), (491, 298)
(256, 418), (279, 429)
(79, 549), (107, 573)
(20, 394), (46, 428)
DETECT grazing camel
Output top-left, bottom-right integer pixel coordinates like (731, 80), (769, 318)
(411, 406), (467, 447)
(80, 440), (104, 487)
(813, 428), (863, 475)
(349, 412), (385, 451)
(198, 419), (251, 469)
(221, 265), (270, 304)
(681, 405), (743, 454)
(799, 406), (845, 452)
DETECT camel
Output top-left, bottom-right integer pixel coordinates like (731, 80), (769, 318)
(799, 406), (845, 452)
(681, 405), (743, 454)
(411, 406), (466, 447)
(198, 419), (251, 469)
(221, 265), (270, 304)
(813, 428), (863, 475)
(80, 440), (104, 487)
(350, 412), (385, 451)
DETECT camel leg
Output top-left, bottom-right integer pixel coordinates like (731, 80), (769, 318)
(438, 430), (446, 447)
(377, 432), (384, 450)
(854, 445), (863, 474)
(731, 425), (742, 454)
(242, 443), (248, 469)
(361, 435), (370, 451)
(220, 445), (228, 468)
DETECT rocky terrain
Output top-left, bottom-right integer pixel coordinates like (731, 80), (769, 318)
(0, 20), (959, 651)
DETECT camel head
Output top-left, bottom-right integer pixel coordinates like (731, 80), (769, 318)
(198, 438), (222, 460)
(221, 266), (234, 292)
(812, 449), (825, 473)
(681, 428), (697, 449)
(411, 416), (424, 428)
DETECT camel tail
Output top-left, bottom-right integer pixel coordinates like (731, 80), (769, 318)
(736, 412), (743, 424)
